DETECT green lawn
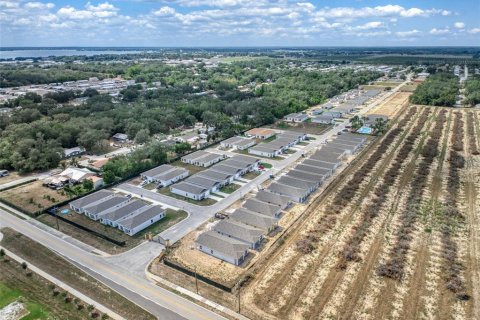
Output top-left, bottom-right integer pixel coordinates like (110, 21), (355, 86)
(0, 284), (50, 319)
(143, 183), (157, 190)
(219, 184), (241, 194)
(137, 209), (188, 236)
(243, 171), (261, 180)
(260, 162), (273, 169)
(0, 283), (21, 308)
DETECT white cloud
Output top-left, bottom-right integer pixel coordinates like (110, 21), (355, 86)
(430, 27), (450, 35)
(396, 29), (420, 37)
(315, 5), (449, 19)
(24, 2), (55, 10)
(153, 6), (177, 16)
(468, 28), (480, 34)
(454, 22), (465, 29)
(354, 21), (383, 30)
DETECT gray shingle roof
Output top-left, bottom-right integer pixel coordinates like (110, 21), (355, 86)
(286, 169), (325, 183)
(268, 182), (309, 199)
(230, 154), (260, 165)
(210, 164), (242, 175)
(185, 176), (220, 189)
(157, 168), (189, 181)
(310, 150), (343, 163)
(196, 230), (249, 260)
(70, 190), (114, 209)
(213, 220), (264, 244)
(101, 199), (149, 222)
(181, 150), (209, 161)
(296, 164), (332, 176)
(117, 205), (165, 229)
(243, 198), (282, 217)
(84, 195), (129, 215)
(278, 175), (317, 190)
(170, 182), (208, 195)
(255, 190), (291, 208)
(142, 164), (176, 178)
(303, 158), (337, 170)
(197, 169), (232, 182)
(230, 208), (277, 230)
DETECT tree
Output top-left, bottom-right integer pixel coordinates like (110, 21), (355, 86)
(102, 170), (116, 184)
(82, 178), (94, 191)
(174, 142), (191, 155)
(135, 129), (150, 144)
(372, 118), (387, 135)
(350, 115), (363, 131)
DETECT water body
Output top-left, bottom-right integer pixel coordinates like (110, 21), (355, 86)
(0, 49), (150, 59)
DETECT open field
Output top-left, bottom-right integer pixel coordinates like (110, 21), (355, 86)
(269, 122), (331, 135)
(399, 82), (419, 92)
(0, 181), (70, 215)
(0, 258), (92, 320)
(37, 208), (187, 254)
(152, 105), (479, 320)
(367, 92), (411, 118)
(0, 172), (35, 185)
(0, 228), (156, 320)
(235, 106), (477, 320)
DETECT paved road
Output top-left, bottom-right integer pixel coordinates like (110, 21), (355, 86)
(117, 80), (408, 245)
(0, 211), (225, 320)
(0, 79), (409, 320)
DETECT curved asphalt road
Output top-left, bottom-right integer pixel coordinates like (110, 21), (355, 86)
(0, 210), (224, 320)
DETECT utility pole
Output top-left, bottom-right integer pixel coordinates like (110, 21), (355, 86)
(237, 287), (241, 314)
(194, 267), (199, 294)
(54, 208), (60, 230)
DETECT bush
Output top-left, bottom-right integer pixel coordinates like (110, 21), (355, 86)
(21, 262), (28, 269)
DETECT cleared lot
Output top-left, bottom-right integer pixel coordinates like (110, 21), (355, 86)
(151, 105), (479, 320)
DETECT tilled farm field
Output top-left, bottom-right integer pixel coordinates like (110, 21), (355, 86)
(240, 107), (478, 320)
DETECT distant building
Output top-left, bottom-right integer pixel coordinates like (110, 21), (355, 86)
(245, 128), (276, 140)
(63, 146), (85, 158)
(284, 113), (309, 123)
(112, 133), (128, 142)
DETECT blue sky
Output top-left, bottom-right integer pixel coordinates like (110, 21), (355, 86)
(1, 0), (479, 47)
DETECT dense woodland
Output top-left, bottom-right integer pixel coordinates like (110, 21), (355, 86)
(409, 73), (459, 107)
(464, 76), (480, 106)
(0, 60), (381, 175)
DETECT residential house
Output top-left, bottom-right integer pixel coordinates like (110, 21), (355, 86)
(170, 182), (209, 200)
(100, 200), (149, 227)
(70, 190), (115, 213)
(213, 220), (264, 250)
(243, 198), (282, 218)
(141, 165), (189, 187)
(83, 195), (130, 220)
(196, 230), (250, 266)
(284, 113), (309, 123)
(117, 205), (166, 236)
(63, 146), (85, 158)
(230, 208), (278, 232)
(245, 128), (276, 140)
(268, 182), (310, 203)
(181, 151), (225, 167)
(254, 190), (292, 209)
(112, 133), (128, 143)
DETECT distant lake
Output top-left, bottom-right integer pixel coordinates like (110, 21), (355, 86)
(0, 49), (150, 59)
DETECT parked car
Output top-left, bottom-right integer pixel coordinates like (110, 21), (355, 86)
(0, 170), (9, 177)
